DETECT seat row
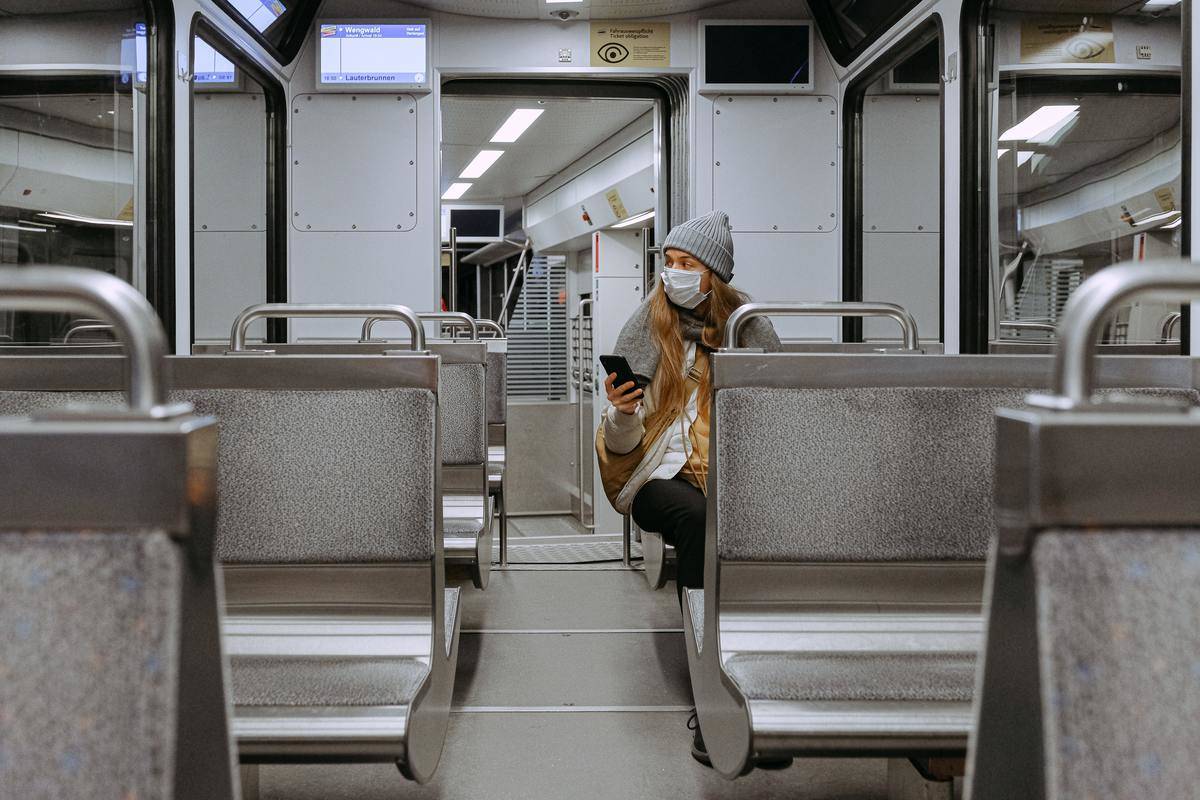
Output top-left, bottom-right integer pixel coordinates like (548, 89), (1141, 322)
(678, 264), (1200, 798)
(0, 271), (511, 797)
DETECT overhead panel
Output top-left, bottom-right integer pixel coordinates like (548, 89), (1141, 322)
(712, 95), (838, 234)
(291, 93), (418, 232)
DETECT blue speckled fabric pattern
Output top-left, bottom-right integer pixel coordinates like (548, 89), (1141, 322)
(440, 363), (487, 466)
(724, 651), (976, 701)
(486, 351), (507, 425)
(0, 530), (180, 799)
(1034, 529), (1200, 800)
(177, 389), (436, 564)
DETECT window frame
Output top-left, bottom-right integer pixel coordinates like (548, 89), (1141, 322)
(188, 14), (289, 345)
(210, 0), (322, 66)
(808, 0), (926, 68)
(841, 17), (945, 344)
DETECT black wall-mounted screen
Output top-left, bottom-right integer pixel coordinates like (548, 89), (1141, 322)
(450, 208), (502, 239)
(703, 24), (811, 87)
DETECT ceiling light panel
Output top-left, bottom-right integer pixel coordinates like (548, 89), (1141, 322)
(491, 108), (545, 143)
(442, 182), (472, 200)
(613, 209), (655, 229)
(1000, 105), (1079, 142)
(460, 149), (505, 179)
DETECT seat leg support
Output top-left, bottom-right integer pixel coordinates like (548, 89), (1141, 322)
(240, 764), (261, 800)
(887, 759), (954, 800)
(497, 491), (507, 566)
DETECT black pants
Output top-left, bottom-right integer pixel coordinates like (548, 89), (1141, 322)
(631, 477), (705, 604)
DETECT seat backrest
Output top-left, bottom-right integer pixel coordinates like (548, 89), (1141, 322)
(486, 347), (507, 426)
(429, 342), (487, 468)
(711, 353), (1199, 565)
(0, 389), (235, 800)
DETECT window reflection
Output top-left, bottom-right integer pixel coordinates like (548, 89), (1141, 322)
(995, 76), (1181, 345)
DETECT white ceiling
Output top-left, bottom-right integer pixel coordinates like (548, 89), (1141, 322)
(405, 0), (730, 20)
(441, 95), (653, 201)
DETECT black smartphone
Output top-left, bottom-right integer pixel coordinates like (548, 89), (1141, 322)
(599, 354), (645, 393)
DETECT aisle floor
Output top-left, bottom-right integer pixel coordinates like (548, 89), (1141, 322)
(257, 518), (893, 799)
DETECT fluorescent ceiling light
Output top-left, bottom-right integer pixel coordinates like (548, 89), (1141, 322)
(442, 182), (472, 200)
(491, 109), (544, 143)
(0, 222), (47, 233)
(999, 105), (1079, 142)
(613, 210), (655, 229)
(1143, 0), (1181, 9)
(37, 211), (133, 228)
(997, 148), (1010, 158)
(1016, 150), (1034, 167)
(1026, 110), (1078, 145)
(546, 1), (584, 4)
(1135, 209), (1181, 226)
(1163, 217), (1183, 229)
(460, 150), (505, 179)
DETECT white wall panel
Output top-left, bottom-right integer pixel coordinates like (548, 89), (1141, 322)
(192, 231), (266, 341)
(291, 93), (418, 232)
(192, 93), (266, 232)
(712, 94), (838, 233)
(731, 232), (839, 340)
(863, 94), (939, 233)
(862, 231), (939, 342)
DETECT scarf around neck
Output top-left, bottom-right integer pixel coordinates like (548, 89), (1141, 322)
(612, 298), (781, 383)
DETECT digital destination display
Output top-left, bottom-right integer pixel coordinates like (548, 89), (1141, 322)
(121, 22), (148, 85)
(319, 23), (428, 86)
(193, 37), (237, 85)
(230, 0), (286, 34)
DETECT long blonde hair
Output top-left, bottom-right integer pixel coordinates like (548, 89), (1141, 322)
(646, 272), (746, 428)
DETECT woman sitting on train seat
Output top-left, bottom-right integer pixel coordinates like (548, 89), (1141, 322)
(599, 210), (780, 766)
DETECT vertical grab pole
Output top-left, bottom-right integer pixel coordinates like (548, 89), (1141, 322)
(577, 298), (594, 530)
(642, 226), (661, 297)
(446, 227), (458, 312)
(622, 515), (632, 567)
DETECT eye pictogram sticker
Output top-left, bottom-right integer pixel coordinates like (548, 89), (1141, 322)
(590, 22), (671, 68)
(1019, 16), (1114, 64)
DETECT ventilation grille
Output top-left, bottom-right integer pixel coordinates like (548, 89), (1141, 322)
(507, 255), (568, 400)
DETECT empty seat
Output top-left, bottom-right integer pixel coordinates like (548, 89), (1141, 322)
(683, 348), (1200, 782)
(0, 267), (237, 800)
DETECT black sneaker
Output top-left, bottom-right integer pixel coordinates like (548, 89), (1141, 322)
(686, 710), (712, 767)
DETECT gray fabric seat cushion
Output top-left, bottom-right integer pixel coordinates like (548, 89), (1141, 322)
(231, 656), (428, 707)
(1035, 529), (1200, 800)
(686, 588), (705, 652)
(714, 386), (1199, 562)
(0, 530), (180, 798)
(444, 587), (460, 652)
(724, 652), (977, 702)
(485, 351), (507, 425)
(445, 516), (487, 538)
(440, 363), (487, 466)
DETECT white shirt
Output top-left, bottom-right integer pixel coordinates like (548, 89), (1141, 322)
(647, 341), (700, 482)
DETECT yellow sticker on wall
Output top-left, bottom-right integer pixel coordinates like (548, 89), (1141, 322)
(1020, 16), (1114, 64)
(1155, 187), (1176, 212)
(591, 22), (670, 68)
(605, 189), (629, 220)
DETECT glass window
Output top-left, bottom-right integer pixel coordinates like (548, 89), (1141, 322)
(809, 0), (924, 66)
(190, 27), (274, 344)
(851, 33), (943, 344)
(983, 2), (1184, 349)
(0, 3), (153, 345)
(214, 0), (313, 63)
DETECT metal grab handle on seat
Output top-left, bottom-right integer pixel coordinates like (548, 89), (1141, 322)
(63, 322), (116, 343)
(0, 266), (175, 416)
(361, 311), (477, 342)
(441, 318), (504, 339)
(723, 301), (921, 351)
(1030, 261), (1200, 410)
(999, 320), (1057, 334)
(1161, 311), (1183, 343)
(229, 303), (425, 352)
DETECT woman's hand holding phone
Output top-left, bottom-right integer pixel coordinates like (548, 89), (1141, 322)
(604, 372), (643, 415)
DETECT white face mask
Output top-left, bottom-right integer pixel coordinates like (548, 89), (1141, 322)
(661, 267), (710, 310)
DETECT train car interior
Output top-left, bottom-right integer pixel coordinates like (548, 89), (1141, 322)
(1, 0), (1198, 798)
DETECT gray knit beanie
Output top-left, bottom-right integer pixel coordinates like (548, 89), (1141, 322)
(662, 210), (735, 282)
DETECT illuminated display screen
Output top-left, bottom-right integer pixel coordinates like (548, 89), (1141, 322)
(318, 22), (428, 86)
(121, 22), (148, 85)
(229, 0), (286, 33)
(193, 37), (237, 85)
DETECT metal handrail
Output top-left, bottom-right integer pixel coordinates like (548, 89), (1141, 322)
(361, 311), (477, 342)
(0, 266), (175, 416)
(441, 318), (504, 339)
(577, 298), (594, 531)
(63, 322), (116, 343)
(1161, 311), (1183, 343)
(724, 302), (921, 351)
(444, 227), (458, 312)
(999, 320), (1057, 334)
(1029, 261), (1200, 410)
(499, 240), (532, 330)
(228, 303), (425, 352)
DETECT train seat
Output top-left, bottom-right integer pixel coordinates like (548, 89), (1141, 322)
(683, 348), (1200, 788)
(0, 268), (237, 800)
(485, 344), (509, 563)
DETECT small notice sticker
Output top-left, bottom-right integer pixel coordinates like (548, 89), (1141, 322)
(1020, 16), (1114, 64)
(591, 22), (670, 68)
(605, 189), (629, 220)
(1155, 187), (1176, 212)
(1137, 44), (1152, 60)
